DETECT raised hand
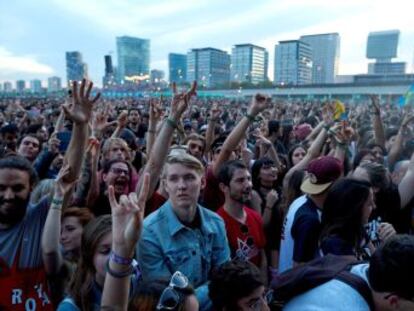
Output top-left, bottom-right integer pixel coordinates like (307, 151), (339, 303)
(210, 102), (221, 120)
(92, 106), (117, 137)
(322, 103), (334, 124)
(248, 93), (270, 116)
(170, 81), (197, 120)
(150, 98), (163, 123)
(108, 173), (150, 257)
(369, 94), (381, 115)
(378, 222), (396, 244)
(401, 112), (414, 129)
(54, 164), (77, 198)
(63, 79), (100, 124)
(331, 121), (355, 144)
(117, 110), (128, 129)
(266, 189), (279, 208)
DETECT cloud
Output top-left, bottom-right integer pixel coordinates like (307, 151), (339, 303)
(0, 47), (54, 77)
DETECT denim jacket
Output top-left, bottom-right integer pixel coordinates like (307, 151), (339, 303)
(137, 200), (230, 311)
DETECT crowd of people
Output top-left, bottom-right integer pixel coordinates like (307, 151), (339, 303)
(0, 78), (414, 311)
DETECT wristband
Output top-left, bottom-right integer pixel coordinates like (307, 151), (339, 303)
(52, 198), (63, 205)
(166, 118), (178, 129)
(110, 251), (133, 265)
(106, 259), (133, 278)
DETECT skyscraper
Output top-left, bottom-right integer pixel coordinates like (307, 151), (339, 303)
(366, 30), (405, 75)
(187, 48), (230, 88)
(103, 55), (116, 87)
(300, 33), (340, 84)
(274, 40), (312, 85)
(116, 36), (150, 83)
(169, 53), (187, 84)
(150, 69), (165, 83)
(30, 80), (42, 93)
(231, 44), (268, 84)
(3, 82), (12, 92)
(16, 80), (26, 93)
(48, 76), (62, 92)
(66, 51), (87, 84)
(367, 30), (399, 61)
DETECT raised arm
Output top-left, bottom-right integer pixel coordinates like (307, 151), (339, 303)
(146, 98), (163, 155)
(388, 114), (414, 170)
(136, 82), (197, 198)
(205, 103), (221, 154)
(101, 173), (149, 311)
(369, 95), (386, 149)
(111, 111), (128, 138)
(41, 165), (76, 275)
(62, 79), (100, 183)
(398, 146), (414, 209)
(212, 94), (269, 177)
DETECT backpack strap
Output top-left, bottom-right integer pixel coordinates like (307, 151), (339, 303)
(335, 271), (375, 311)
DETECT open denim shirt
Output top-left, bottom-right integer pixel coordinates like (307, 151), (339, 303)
(137, 200), (230, 310)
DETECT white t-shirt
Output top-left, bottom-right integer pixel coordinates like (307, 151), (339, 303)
(283, 264), (371, 311)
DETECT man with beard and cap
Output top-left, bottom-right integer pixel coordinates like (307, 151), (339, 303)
(0, 79), (99, 310)
(217, 160), (267, 280)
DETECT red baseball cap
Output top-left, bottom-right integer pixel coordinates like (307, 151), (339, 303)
(301, 156), (342, 195)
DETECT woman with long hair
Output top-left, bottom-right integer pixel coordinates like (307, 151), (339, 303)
(251, 157), (282, 271)
(320, 178), (375, 259)
(58, 215), (114, 311)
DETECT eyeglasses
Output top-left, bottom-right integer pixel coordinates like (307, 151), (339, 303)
(110, 167), (129, 176)
(156, 271), (189, 310)
(248, 289), (274, 311)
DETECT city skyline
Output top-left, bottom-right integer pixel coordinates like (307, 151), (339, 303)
(0, 0), (413, 86)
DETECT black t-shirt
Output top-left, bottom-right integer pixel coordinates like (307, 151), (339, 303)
(291, 198), (321, 263)
(371, 183), (410, 233)
(320, 236), (354, 257)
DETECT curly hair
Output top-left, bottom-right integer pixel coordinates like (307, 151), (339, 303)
(209, 260), (264, 311)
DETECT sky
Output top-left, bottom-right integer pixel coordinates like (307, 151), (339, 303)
(1, 0), (413, 87)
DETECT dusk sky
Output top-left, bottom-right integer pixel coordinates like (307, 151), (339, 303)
(1, 0), (413, 86)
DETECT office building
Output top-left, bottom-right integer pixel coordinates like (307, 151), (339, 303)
(16, 80), (26, 93)
(367, 30), (399, 61)
(187, 47), (230, 88)
(231, 44), (268, 84)
(169, 53), (187, 84)
(116, 36), (150, 83)
(300, 33), (340, 84)
(66, 51), (87, 84)
(368, 62), (406, 75)
(30, 79), (42, 93)
(48, 76), (62, 92)
(274, 40), (312, 85)
(150, 69), (165, 84)
(3, 81), (12, 92)
(366, 30), (405, 75)
(103, 55), (116, 87)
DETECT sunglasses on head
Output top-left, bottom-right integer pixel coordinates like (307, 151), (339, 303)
(156, 271), (189, 310)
